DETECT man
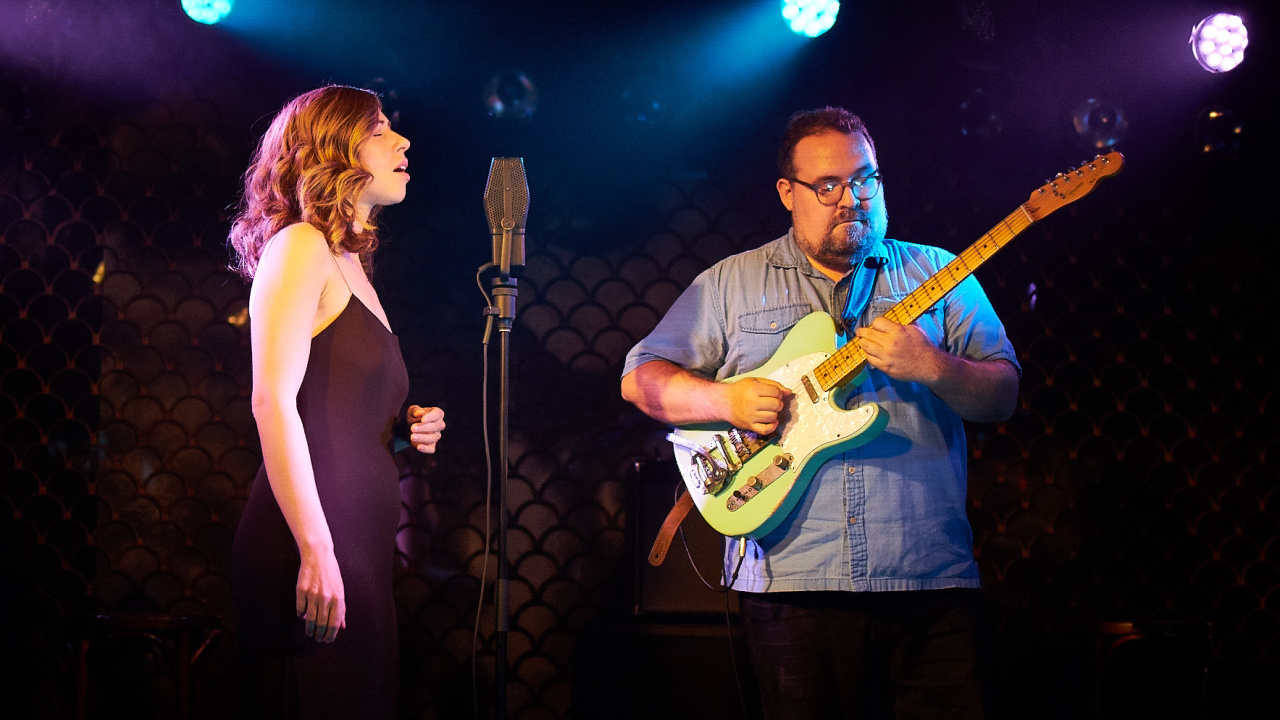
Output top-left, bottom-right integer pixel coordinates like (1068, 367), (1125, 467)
(621, 108), (1020, 719)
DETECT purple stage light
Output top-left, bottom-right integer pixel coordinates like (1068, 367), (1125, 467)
(1189, 13), (1247, 73)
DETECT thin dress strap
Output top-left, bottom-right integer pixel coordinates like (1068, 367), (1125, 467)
(329, 249), (355, 296)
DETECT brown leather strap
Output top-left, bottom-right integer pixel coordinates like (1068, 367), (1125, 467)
(648, 490), (695, 566)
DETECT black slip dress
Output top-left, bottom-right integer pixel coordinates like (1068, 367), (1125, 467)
(232, 288), (409, 719)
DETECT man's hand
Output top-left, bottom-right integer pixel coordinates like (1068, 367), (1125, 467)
(725, 377), (794, 435)
(855, 317), (946, 384)
(856, 316), (1019, 422)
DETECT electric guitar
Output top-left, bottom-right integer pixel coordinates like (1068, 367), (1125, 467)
(667, 152), (1124, 539)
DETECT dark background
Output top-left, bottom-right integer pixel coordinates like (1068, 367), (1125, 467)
(2, 0), (1278, 718)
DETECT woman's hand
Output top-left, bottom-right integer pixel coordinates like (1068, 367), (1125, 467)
(296, 546), (346, 643)
(407, 405), (445, 453)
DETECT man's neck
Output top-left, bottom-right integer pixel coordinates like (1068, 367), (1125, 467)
(806, 244), (873, 283)
(806, 256), (850, 283)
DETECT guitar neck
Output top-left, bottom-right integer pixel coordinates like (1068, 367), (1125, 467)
(814, 205), (1035, 391)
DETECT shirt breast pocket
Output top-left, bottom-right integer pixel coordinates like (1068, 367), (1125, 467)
(865, 294), (945, 346)
(730, 303), (814, 374)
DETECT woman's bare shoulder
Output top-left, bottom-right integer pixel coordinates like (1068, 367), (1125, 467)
(258, 223), (332, 273)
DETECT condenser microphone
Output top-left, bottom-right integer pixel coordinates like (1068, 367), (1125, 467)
(483, 157), (528, 277)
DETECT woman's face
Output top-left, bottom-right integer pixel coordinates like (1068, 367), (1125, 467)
(355, 112), (410, 221)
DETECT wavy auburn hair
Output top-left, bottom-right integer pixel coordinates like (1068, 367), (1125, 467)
(228, 85), (384, 278)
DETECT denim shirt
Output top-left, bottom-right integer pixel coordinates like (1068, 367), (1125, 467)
(623, 230), (1020, 592)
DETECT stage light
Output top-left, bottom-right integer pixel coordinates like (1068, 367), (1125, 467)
(622, 77), (665, 125)
(1071, 98), (1128, 150)
(781, 0), (840, 38)
(1195, 106), (1242, 157)
(484, 70), (538, 121)
(181, 0), (233, 25)
(1189, 13), (1247, 73)
(958, 88), (1004, 140)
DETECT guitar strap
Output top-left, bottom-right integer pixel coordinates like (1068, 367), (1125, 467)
(648, 489), (694, 566)
(648, 255), (885, 567)
(840, 255), (885, 333)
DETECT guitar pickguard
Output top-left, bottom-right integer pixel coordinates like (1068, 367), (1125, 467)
(669, 313), (888, 539)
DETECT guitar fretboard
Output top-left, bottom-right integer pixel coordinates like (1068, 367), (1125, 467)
(812, 206), (1034, 391)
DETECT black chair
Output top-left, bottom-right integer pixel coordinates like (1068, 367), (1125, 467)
(70, 613), (222, 720)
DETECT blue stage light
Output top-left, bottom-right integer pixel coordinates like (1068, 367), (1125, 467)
(182, 0), (234, 25)
(781, 0), (840, 38)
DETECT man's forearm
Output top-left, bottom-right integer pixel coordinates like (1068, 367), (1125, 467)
(928, 356), (1020, 423)
(621, 359), (728, 426)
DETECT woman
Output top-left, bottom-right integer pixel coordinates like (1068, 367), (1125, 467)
(228, 85), (445, 719)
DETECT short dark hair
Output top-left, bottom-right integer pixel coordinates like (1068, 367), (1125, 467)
(776, 107), (876, 179)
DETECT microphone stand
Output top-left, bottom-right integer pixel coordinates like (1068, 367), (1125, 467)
(487, 220), (518, 720)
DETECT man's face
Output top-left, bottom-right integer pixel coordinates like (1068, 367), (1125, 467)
(776, 131), (887, 277)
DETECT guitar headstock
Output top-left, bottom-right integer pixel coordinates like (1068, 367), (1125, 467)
(1024, 151), (1124, 220)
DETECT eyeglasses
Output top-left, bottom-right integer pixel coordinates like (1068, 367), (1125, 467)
(788, 173), (883, 205)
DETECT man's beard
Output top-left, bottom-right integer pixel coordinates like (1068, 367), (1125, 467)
(796, 206), (887, 272)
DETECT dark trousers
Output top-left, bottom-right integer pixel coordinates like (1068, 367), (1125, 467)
(738, 588), (989, 720)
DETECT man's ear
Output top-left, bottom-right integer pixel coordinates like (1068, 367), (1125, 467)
(776, 178), (794, 212)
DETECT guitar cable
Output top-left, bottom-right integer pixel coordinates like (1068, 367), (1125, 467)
(674, 483), (752, 720)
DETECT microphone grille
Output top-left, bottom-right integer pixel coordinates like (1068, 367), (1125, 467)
(484, 157), (529, 231)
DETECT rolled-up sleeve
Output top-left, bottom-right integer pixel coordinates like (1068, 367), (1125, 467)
(622, 266), (728, 380)
(944, 271), (1021, 375)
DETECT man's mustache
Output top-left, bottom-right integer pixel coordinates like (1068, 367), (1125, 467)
(831, 210), (867, 227)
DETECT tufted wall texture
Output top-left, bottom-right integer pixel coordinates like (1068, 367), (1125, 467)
(4, 1), (1280, 719)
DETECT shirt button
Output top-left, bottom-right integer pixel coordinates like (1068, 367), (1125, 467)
(849, 517), (857, 524)
(769, 321), (777, 329)
(847, 466), (856, 474)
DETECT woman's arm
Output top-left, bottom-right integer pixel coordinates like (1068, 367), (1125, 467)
(248, 223), (346, 643)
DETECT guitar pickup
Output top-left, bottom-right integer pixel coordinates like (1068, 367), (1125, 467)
(726, 453), (793, 512)
(800, 374), (819, 403)
(714, 434), (743, 472)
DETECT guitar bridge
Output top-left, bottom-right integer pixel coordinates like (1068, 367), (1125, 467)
(668, 429), (771, 495)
